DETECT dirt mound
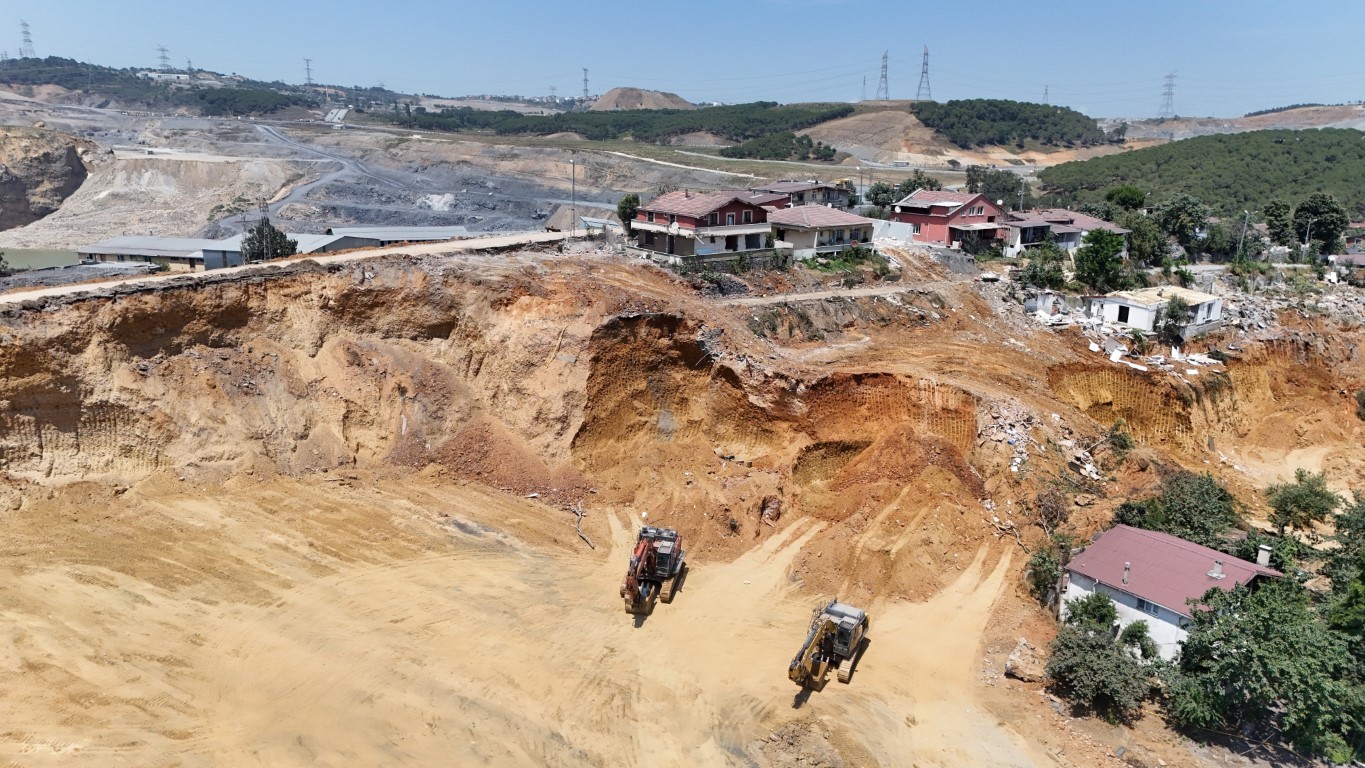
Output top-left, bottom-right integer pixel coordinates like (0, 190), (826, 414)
(590, 87), (695, 111)
(0, 125), (96, 231)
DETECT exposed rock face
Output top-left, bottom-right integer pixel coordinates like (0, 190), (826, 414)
(1005, 637), (1046, 682)
(0, 126), (95, 231)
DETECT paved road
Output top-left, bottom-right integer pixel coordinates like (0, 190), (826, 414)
(0, 230), (578, 307)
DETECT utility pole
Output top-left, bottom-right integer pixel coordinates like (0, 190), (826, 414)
(569, 157), (577, 238)
(19, 20), (34, 58)
(915, 46), (932, 101)
(157, 45), (170, 71)
(1157, 73), (1176, 120)
(304, 58), (313, 86)
(582, 68), (589, 100)
(1236, 210), (1250, 258)
(875, 52), (889, 101)
(1304, 217), (1315, 256)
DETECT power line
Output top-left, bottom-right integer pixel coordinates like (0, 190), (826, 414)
(304, 58), (313, 86)
(1158, 73), (1176, 119)
(157, 45), (170, 71)
(18, 19), (34, 58)
(875, 51), (888, 100)
(915, 46), (932, 101)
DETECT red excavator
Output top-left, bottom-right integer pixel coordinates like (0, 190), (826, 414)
(620, 526), (687, 615)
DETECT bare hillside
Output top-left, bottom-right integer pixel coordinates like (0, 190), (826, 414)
(590, 87), (695, 111)
(1114, 104), (1365, 141)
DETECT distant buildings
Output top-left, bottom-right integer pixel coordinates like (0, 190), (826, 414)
(749, 181), (851, 210)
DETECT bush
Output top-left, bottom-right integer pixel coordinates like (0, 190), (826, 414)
(1114, 472), (1239, 548)
(1356, 389), (1365, 421)
(1267, 468), (1341, 536)
(1048, 593), (1157, 723)
(1028, 547), (1061, 600)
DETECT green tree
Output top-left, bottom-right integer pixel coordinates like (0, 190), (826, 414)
(1154, 194), (1210, 249)
(1047, 593), (1155, 722)
(0, 250), (11, 278)
(1153, 294), (1193, 345)
(1170, 580), (1361, 757)
(1264, 200), (1295, 247)
(1266, 468), (1341, 536)
(1118, 211), (1166, 267)
(616, 192), (640, 235)
(1202, 221), (1236, 260)
(1073, 228), (1131, 292)
(965, 165), (1033, 210)
(241, 214), (298, 263)
(866, 181), (897, 207)
(1293, 193), (1349, 255)
(1105, 185), (1146, 211)
(1114, 472), (1239, 548)
(1018, 238), (1067, 289)
(893, 170), (942, 199)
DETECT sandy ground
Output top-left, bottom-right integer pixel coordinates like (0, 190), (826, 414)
(0, 472), (1047, 768)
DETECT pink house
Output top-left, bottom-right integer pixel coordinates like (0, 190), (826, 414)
(889, 189), (1006, 247)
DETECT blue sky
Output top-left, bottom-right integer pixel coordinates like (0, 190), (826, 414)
(9, 0), (1363, 117)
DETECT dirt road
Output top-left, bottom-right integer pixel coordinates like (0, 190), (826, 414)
(0, 472), (1047, 767)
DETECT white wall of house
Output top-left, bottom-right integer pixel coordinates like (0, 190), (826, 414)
(1063, 573), (1188, 659)
(1089, 299), (1159, 331)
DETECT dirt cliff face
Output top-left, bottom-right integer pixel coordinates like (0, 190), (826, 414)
(0, 126), (96, 231)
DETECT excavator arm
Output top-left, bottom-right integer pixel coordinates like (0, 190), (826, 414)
(788, 616), (836, 688)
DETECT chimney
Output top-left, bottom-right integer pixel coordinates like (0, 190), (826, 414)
(1122, 562), (1130, 585)
(1257, 545), (1273, 568)
(1208, 560), (1226, 580)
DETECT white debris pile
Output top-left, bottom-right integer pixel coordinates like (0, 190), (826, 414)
(978, 401), (1044, 474)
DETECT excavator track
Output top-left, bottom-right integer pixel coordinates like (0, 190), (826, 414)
(837, 663), (852, 684)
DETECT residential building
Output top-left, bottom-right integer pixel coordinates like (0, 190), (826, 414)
(1063, 525), (1279, 659)
(1085, 286), (1223, 336)
(1003, 208), (1131, 259)
(749, 181), (851, 209)
(1346, 223), (1365, 251)
(889, 189), (1005, 248)
(203, 232), (377, 269)
(768, 206), (875, 260)
(629, 190), (772, 263)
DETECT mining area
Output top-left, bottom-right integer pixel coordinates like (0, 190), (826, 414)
(0, 238), (1362, 768)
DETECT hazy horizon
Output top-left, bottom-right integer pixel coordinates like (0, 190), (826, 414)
(7, 0), (1364, 118)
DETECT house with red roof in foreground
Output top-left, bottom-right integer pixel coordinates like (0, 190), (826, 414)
(630, 190), (773, 264)
(768, 205), (875, 260)
(1063, 525), (1280, 659)
(889, 188), (1007, 248)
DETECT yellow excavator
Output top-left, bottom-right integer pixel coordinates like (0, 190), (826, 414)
(788, 600), (870, 690)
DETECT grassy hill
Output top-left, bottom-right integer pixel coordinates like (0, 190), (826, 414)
(1038, 128), (1365, 216)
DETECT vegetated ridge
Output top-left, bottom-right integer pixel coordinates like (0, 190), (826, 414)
(912, 99), (1107, 149)
(589, 87), (695, 111)
(388, 101), (855, 143)
(719, 131), (838, 161)
(1039, 128), (1365, 216)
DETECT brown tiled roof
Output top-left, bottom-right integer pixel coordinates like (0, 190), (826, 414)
(716, 190), (790, 207)
(767, 205), (873, 229)
(640, 190), (757, 218)
(900, 188), (979, 206)
(1023, 208), (1130, 235)
(1066, 525), (1279, 618)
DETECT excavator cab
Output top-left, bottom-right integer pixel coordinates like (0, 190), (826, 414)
(621, 526), (687, 614)
(789, 600), (869, 689)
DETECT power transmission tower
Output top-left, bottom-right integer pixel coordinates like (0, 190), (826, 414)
(1043, 85), (1049, 105)
(549, 85), (557, 102)
(582, 67), (589, 100)
(1157, 73), (1176, 119)
(304, 58), (313, 86)
(861, 75), (866, 103)
(19, 20), (35, 58)
(875, 51), (889, 101)
(1, 52), (9, 65)
(157, 45), (170, 71)
(186, 58), (193, 73)
(915, 46), (932, 101)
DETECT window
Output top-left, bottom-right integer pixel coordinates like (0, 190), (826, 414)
(1117, 305), (1130, 323)
(647, 212), (655, 223)
(726, 213), (735, 225)
(911, 223), (921, 235)
(668, 214), (676, 225)
(708, 213), (718, 226)
(1135, 598), (1159, 616)
(643, 231), (656, 246)
(742, 210), (752, 224)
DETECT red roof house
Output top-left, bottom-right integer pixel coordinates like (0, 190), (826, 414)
(631, 190), (773, 261)
(889, 188), (1006, 247)
(1063, 524), (1280, 659)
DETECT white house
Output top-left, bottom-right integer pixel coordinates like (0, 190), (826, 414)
(1085, 286), (1223, 336)
(1063, 525), (1279, 659)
